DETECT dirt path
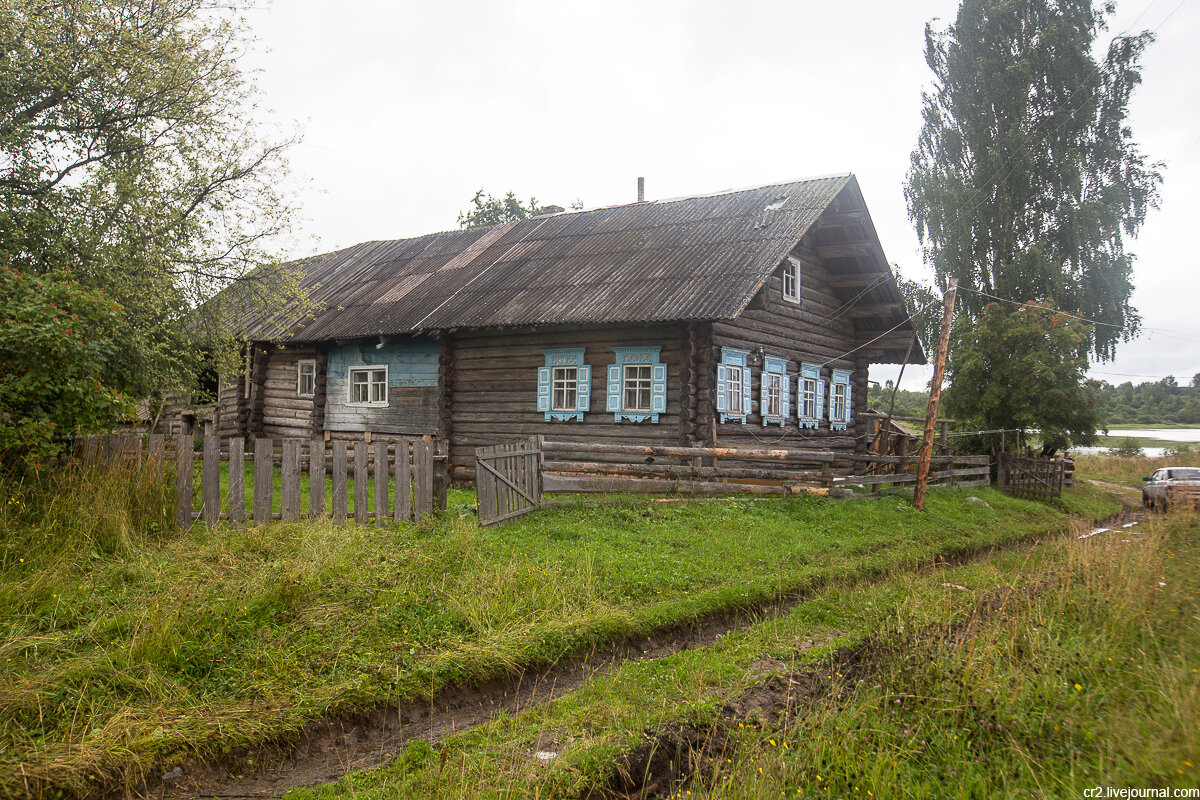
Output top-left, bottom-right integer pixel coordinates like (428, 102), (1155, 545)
(136, 506), (1134, 800)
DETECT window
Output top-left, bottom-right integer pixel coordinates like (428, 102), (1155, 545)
(798, 362), (824, 429)
(830, 369), (853, 430)
(348, 366), (388, 406)
(715, 347), (751, 423)
(782, 258), (800, 303)
(607, 347), (666, 422)
(297, 359), (316, 398)
(760, 356), (789, 426)
(538, 348), (590, 421)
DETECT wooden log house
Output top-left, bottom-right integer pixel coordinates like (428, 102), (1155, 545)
(205, 175), (925, 480)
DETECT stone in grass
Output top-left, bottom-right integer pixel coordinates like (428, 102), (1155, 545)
(162, 766), (183, 781)
(965, 496), (992, 508)
(535, 751), (558, 763)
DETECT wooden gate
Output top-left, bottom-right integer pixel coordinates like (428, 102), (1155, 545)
(998, 454), (1065, 500)
(475, 436), (543, 525)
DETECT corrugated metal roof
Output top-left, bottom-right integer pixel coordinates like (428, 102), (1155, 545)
(230, 175), (915, 351)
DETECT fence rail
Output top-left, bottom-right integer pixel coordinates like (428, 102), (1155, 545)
(475, 436), (543, 525)
(69, 433), (447, 528)
(997, 454), (1068, 500)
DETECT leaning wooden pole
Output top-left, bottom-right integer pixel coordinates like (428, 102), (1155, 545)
(914, 278), (957, 510)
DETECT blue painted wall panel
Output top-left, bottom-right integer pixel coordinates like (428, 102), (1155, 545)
(325, 337), (440, 434)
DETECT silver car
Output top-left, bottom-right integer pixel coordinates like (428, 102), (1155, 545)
(1142, 467), (1200, 511)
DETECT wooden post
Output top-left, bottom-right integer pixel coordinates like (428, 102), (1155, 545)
(914, 278), (957, 511)
(148, 433), (165, 465)
(332, 441), (347, 523)
(254, 438), (273, 524)
(202, 436), (220, 527)
(374, 441), (388, 525)
(395, 439), (412, 522)
(354, 441), (368, 524)
(309, 437), (325, 517)
(175, 433), (192, 529)
(229, 437), (245, 523)
(281, 439), (301, 522)
(433, 439), (449, 511)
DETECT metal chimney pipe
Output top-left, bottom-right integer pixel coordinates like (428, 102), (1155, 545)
(637, 177), (645, 202)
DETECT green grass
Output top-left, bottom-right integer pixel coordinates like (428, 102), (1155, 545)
(289, 511), (1199, 799)
(1074, 454), (1200, 490)
(0, 462), (1111, 798)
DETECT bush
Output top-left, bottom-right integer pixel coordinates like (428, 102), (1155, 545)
(1107, 437), (1145, 458)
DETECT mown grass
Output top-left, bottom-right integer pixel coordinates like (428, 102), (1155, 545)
(0, 461), (1108, 798)
(296, 510), (1198, 799)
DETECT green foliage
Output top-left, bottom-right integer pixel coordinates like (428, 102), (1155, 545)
(895, 276), (941, 358)
(1093, 376), (1200, 425)
(0, 264), (132, 471)
(867, 383), (930, 420)
(1108, 436), (1145, 458)
(944, 301), (1098, 452)
(905, 0), (1163, 360)
(457, 189), (545, 228)
(0, 0), (303, 464)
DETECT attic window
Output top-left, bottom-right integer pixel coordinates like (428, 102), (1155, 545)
(782, 259), (800, 303)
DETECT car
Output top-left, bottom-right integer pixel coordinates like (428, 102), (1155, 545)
(1142, 467), (1200, 511)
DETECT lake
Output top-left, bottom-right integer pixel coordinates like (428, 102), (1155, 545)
(1073, 427), (1200, 457)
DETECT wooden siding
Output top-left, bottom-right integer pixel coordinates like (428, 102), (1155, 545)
(256, 345), (319, 440)
(447, 323), (688, 476)
(324, 337), (439, 436)
(710, 252), (862, 455)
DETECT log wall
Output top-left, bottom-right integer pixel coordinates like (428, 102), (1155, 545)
(447, 323), (689, 478)
(255, 345), (320, 440)
(710, 251), (862, 456)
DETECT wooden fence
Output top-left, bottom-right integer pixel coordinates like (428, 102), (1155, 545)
(69, 433), (448, 528)
(830, 453), (991, 498)
(997, 454), (1068, 500)
(475, 436), (543, 526)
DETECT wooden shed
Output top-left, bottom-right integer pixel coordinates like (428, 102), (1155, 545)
(210, 174), (925, 479)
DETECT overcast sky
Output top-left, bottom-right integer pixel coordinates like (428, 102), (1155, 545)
(240, 0), (1199, 391)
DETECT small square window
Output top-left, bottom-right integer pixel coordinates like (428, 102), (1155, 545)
(297, 360), (316, 398)
(623, 364), (652, 412)
(348, 366), (387, 406)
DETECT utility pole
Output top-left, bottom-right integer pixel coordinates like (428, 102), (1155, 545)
(914, 278), (957, 510)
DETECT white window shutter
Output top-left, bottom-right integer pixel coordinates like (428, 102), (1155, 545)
(816, 379), (826, 421)
(715, 364), (727, 414)
(606, 364), (621, 412)
(741, 367), (752, 418)
(760, 369), (770, 422)
(577, 365), (591, 412)
(537, 366), (551, 412)
(781, 375), (791, 419)
(844, 381), (853, 424)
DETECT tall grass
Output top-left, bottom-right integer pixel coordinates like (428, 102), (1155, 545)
(1074, 453), (1199, 489)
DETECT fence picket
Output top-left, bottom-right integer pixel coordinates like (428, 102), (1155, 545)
(354, 442), (368, 524)
(202, 436), (220, 526)
(374, 441), (388, 525)
(414, 439), (433, 519)
(310, 438), (325, 517)
(148, 434), (165, 464)
(395, 439), (411, 522)
(281, 439), (301, 522)
(332, 442), (347, 523)
(175, 434), (192, 529)
(229, 437), (245, 523)
(83, 435), (98, 464)
(254, 438), (273, 524)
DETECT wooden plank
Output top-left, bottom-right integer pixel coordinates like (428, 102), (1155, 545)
(175, 434), (192, 530)
(542, 440), (835, 464)
(332, 441), (347, 523)
(395, 439), (412, 522)
(253, 438), (273, 524)
(354, 441), (368, 524)
(229, 437), (245, 524)
(543, 473), (793, 495)
(83, 435), (98, 464)
(281, 439), (302, 522)
(414, 439), (433, 519)
(546, 460), (831, 482)
(148, 433), (165, 464)
(309, 438), (325, 517)
(202, 436), (220, 527)
(374, 441), (388, 525)
(434, 439), (449, 511)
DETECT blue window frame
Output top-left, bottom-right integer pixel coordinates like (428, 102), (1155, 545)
(537, 348), (590, 421)
(715, 347), (752, 423)
(760, 355), (789, 426)
(830, 369), (853, 431)
(606, 347), (666, 423)
(798, 362), (824, 429)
